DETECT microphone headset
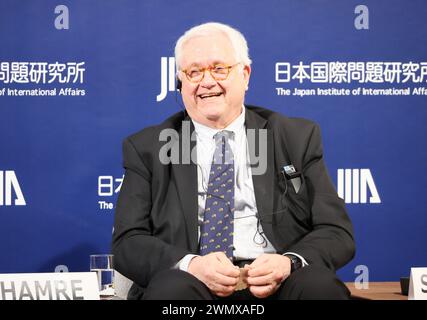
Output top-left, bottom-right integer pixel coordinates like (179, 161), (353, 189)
(174, 76), (187, 117)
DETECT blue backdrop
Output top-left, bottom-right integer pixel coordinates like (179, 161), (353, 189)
(1, 0), (426, 282)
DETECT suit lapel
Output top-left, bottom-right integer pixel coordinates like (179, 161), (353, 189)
(171, 118), (199, 253)
(245, 108), (278, 248)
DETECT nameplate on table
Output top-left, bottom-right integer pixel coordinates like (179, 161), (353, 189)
(0, 272), (100, 300)
(408, 267), (427, 300)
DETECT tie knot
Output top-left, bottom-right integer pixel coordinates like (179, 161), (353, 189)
(212, 131), (234, 165)
(214, 130), (233, 144)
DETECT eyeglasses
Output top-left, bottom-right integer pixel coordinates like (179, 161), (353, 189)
(180, 63), (241, 83)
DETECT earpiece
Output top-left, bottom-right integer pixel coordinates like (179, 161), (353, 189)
(174, 77), (186, 117)
(176, 78), (182, 92)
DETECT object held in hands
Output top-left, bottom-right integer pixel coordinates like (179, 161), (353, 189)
(235, 267), (249, 291)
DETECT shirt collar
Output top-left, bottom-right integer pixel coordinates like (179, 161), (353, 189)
(192, 106), (246, 141)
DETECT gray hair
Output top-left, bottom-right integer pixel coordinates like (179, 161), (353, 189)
(174, 22), (252, 71)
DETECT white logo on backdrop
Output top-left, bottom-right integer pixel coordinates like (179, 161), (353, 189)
(97, 175), (123, 210)
(0, 62), (85, 84)
(337, 169), (381, 204)
(275, 61), (427, 97)
(0, 61), (86, 97)
(276, 61), (427, 84)
(0, 171), (26, 206)
(157, 57), (176, 102)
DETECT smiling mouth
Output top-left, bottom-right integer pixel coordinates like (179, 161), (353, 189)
(198, 92), (223, 99)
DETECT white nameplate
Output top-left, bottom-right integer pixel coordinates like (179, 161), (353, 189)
(408, 267), (427, 300)
(0, 272), (100, 300)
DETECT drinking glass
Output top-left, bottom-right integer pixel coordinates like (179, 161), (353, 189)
(90, 254), (115, 298)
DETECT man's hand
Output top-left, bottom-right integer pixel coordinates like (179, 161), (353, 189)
(188, 252), (240, 297)
(245, 253), (291, 298)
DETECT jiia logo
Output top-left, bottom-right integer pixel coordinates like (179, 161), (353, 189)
(337, 169), (381, 204)
(157, 57), (176, 102)
(0, 171), (26, 206)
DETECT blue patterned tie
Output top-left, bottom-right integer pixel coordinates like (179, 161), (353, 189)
(199, 131), (235, 260)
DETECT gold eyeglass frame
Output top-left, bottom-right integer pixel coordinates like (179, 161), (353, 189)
(180, 62), (241, 83)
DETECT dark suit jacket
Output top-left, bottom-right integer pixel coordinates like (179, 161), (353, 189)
(112, 105), (355, 293)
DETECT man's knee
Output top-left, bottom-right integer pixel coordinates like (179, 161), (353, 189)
(279, 265), (350, 300)
(143, 269), (212, 300)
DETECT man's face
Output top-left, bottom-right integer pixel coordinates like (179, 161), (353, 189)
(179, 33), (251, 128)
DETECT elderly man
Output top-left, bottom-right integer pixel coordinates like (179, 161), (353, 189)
(112, 22), (355, 300)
